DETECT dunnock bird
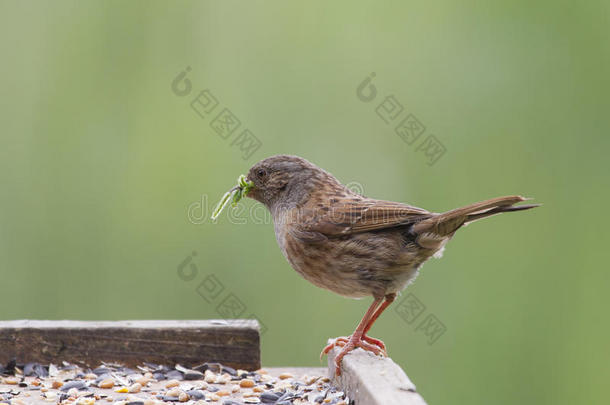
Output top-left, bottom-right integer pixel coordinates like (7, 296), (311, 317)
(240, 155), (537, 375)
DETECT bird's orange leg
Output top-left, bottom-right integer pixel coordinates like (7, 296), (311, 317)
(321, 293), (397, 373)
(320, 297), (384, 376)
(360, 293), (396, 353)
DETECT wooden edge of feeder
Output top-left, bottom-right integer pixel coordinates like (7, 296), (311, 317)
(0, 319), (260, 371)
(326, 340), (427, 405)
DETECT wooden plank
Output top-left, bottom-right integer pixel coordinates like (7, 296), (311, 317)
(0, 320), (260, 370)
(327, 341), (427, 405)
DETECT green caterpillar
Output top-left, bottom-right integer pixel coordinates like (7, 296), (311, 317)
(211, 174), (255, 221)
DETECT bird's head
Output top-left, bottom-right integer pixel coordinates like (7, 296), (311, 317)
(245, 155), (337, 211)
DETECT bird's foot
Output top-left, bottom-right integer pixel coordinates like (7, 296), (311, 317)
(323, 334), (387, 355)
(320, 334), (387, 375)
(361, 335), (386, 353)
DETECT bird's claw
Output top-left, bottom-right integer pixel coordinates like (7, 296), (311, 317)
(361, 335), (387, 353)
(320, 334), (387, 375)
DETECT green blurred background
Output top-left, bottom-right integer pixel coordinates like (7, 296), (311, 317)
(1, 1), (608, 404)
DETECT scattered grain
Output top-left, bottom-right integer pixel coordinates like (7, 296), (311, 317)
(99, 378), (114, 389)
(129, 382), (142, 393)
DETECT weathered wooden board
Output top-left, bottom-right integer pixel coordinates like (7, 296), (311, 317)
(0, 320), (260, 370)
(327, 341), (427, 405)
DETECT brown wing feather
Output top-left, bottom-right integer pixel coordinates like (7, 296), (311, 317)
(290, 198), (431, 242)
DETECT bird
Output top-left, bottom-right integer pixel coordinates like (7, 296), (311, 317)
(241, 154), (538, 375)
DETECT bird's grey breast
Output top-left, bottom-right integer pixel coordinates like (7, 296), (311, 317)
(271, 207), (291, 259)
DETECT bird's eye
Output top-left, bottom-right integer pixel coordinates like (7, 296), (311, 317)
(256, 168), (267, 178)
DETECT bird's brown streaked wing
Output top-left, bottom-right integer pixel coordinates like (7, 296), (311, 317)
(289, 199), (432, 242)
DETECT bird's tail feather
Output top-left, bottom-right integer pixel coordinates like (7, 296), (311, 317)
(412, 195), (539, 239)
